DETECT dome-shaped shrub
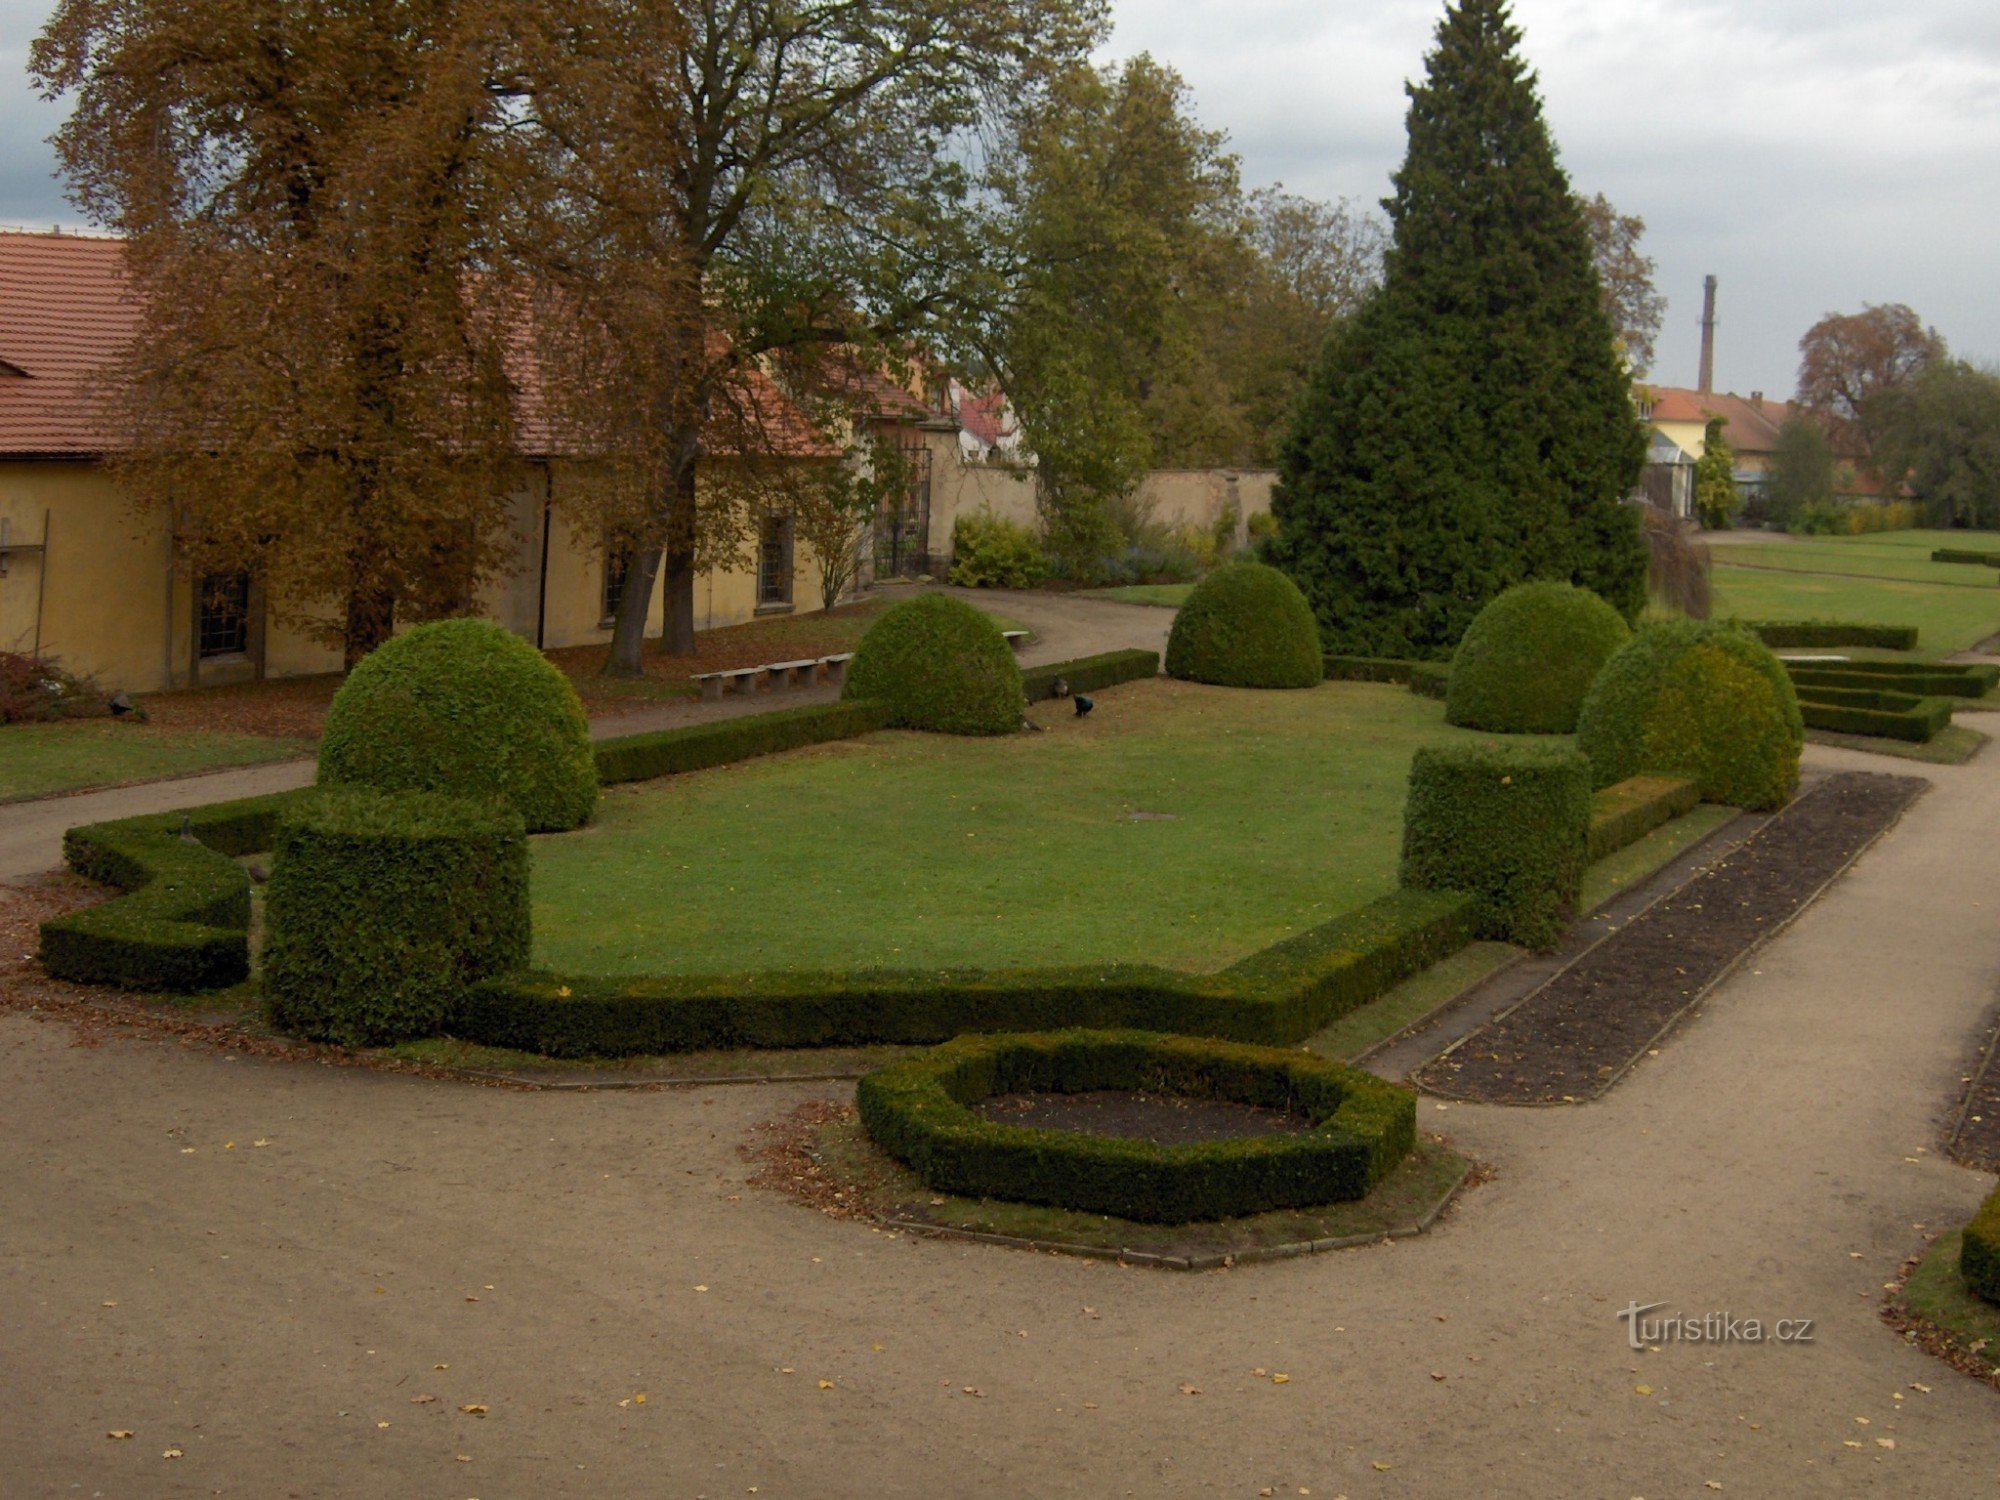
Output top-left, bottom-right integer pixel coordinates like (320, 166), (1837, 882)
(1576, 620), (1802, 810)
(1445, 581), (1630, 733)
(318, 618), (598, 832)
(1164, 562), (1323, 688)
(842, 593), (1023, 734)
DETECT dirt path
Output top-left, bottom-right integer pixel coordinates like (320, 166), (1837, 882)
(4, 726), (2000, 1495)
(0, 589), (1172, 882)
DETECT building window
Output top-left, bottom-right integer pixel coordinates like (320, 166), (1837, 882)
(602, 537), (634, 627)
(198, 572), (251, 659)
(757, 514), (794, 608)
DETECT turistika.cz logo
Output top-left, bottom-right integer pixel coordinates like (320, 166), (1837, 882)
(1617, 1302), (1816, 1349)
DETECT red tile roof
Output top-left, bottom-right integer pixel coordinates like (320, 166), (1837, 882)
(957, 389), (1010, 449)
(0, 231), (138, 457)
(1643, 386), (1800, 459)
(0, 230), (835, 462)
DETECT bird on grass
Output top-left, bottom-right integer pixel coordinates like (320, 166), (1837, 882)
(1074, 695), (1094, 718)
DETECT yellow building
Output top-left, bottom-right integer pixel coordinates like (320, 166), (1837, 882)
(0, 230), (848, 693)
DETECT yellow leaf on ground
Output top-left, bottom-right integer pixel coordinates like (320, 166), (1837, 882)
(458, 1404), (488, 1416)
(106, 1431), (132, 1440)
(1635, 1385), (1654, 1396)
(817, 1380), (835, 1391)
(1271, 1373), (1291, 1385)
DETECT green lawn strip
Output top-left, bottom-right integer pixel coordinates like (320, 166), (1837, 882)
(1710, 542), (2000, 588)
(1891, 1230), (2000, 1380)
(0, 721), (310, 802)
(1304, 801), (1737, 1063)
(1804, 724), (1988, 765)
(1713, 565), (2000, 653)
(380, 1034), (921, 1081)
(812, 1115), (1468, 1264)
(531, 680), (1512, 977)
(1093, 584), (1195, 608)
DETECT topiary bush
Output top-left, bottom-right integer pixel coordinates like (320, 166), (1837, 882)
(1962, 1184), (2000, 1305)
(318, 618), (597, 832)
(1576, 621), (1802, 811)
(1399, 742), (1592, 952)
(1445, 582), (1630, 733)
(841, 593), (1023, 735)
(1164, 561), (1323, 689)
(262, 787), (531, 1047)
(948, 511), (1047, 589)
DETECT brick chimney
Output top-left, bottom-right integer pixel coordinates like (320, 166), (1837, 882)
(1698, 275), (1717, 394)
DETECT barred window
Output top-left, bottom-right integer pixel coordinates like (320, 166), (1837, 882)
(198, 573), (251, 659)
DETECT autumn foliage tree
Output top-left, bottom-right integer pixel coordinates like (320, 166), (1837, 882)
(31, 0), (528, 665)
(1579, 192), (1665, 376)
(1795, 303), (1946, 466)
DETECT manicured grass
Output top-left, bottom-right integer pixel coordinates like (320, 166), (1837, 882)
(1711, 535), (2000, 588)
(0, 721), (310, 802)
(530, 679), (1546, 977)
(1893, 1229), (2000, 1379)
(1805, 723), (1988, 765)
(1713, 565), (2000, 653)
(1094, 583), (1195, 608)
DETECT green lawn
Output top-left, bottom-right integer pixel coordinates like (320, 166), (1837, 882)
(1094, 583), (1195, 608)
(1712, 564), (2000, 653)
(0, 721), (311, 802)
(531, 678), (1546, 976)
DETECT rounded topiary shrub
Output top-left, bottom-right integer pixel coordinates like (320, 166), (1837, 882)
(1164, 562), (1323, 689)
(1398, 741), (1592, 952)
(262, 787), (531, 1047)
(841, 593), (1023, 735)
(1961, 1185), (2000, 1306)
(1445, 581), (1630, 733)
(318, 618), (597, 833)
(1576, 621), (1802, 811)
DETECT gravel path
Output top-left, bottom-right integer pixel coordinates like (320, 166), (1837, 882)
(0, 588), (1172, 881)
(4, 728), (1999, 1494)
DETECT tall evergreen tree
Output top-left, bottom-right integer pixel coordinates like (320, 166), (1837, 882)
(1266, 0), (1646, 658)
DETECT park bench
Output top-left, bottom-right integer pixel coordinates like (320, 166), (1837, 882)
(692, 666), (764, 701)
(766, 659), (820, 688)
(820, 652), (853, 685)
(1002, 630), (1029, 651)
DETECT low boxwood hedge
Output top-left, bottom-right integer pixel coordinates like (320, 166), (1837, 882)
(1932, 548), (2000, 568)
(1165, 563), (1324, 689)
(1586, 775), (1702, 863)
(1399, 742), (1592, 952)
(452, 888), (1480, 1058)
(1022, 649), (1159, 703)
(1795, 692), (1954, 743)
(1786, 662), (1996, 699)
(1322, 656), (1449, 700)
(594, 701), (891, 785)
(38, 790), (300, 991)
(855, 1030), (1417, 1223)
(1747, 621), (1919, 651)
(1445, 582), (1630, 734)
(1963, 1184), (2000, 1305)
(263, 788), (530, 1047)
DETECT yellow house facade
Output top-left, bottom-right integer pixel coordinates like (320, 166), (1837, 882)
(0, 231), (837, 694)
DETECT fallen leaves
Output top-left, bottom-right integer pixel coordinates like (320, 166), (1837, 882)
(163, 1448), (183, 1460)
(1177, 1383), (1201, 1397)
(458, 1404), (488, 1417)
(411, 1395), (438, 1405)
(106, 1430), (132, 1440)
(817, 1380), (835, 1391)
(1634, 1384), (1654, 1396)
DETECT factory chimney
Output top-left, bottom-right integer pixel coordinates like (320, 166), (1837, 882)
(1697, 275), (1718, 395)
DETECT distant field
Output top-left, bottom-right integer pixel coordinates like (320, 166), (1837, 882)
(1708, 531), (2000, 653)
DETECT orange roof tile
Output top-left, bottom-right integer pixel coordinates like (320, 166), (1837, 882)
(1643, 385), (1802, 458)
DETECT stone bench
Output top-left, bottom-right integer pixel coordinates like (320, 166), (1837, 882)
(820, 652), (854, 686)
(693, 666), (765, 701)
(1002, 630), (1030, 651)
(766, 659), (820, 688)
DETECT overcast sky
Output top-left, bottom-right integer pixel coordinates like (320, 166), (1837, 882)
(4, 0), (1995, 397)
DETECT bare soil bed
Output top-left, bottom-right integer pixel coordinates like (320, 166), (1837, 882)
(1415, 770), (1926, 1105)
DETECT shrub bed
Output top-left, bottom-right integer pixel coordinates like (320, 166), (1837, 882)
(948, 511), (1047, 589)
(1786, 662), (1997, 699)
(1795, 691), (1954, 743)
(453, 889), (1480, 1058)
(594, 701), (891, 785)
(1022, 649), (1160, 703)
(1932, 548), (2000, 568)
(856, 1030), (1417, 1223)
(263, 788), (530, 1047)
(1445, 582), (1629, 734)
(1963, 1185), (2000, 1305)
(1747, 622), (1919, 651)
(1586, 776), (1703, 863)
(38, 790), (300, 991)
(1165, 562), (1323, 689)
(319, 617), (598, 832)
(842, 593), (1023, 735)
(1399, 743), (1592, 952)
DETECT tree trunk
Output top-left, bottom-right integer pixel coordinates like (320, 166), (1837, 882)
(342, 581), (396, 668)
(601, 544), (664, 677)
(658, 459), (699, 656)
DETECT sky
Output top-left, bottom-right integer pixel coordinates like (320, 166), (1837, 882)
(3, 0), (1995, 399)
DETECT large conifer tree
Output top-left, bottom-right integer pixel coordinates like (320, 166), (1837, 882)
(1266, 0), (1646, 658)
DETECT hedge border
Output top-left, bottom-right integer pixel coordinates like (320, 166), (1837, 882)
(1022, 649), (1160, 703)
(1786, 662), (1997, 700)
(1586, 776), (1702, 863)
(1963, 1184), (2000, 1305)
(594, 701), (891, 785)
(855, 1029), (1417, 1224)
(1747, 621), (1920, 650)
(1932, 548), (2000, 568)
(1322, 655), (1449, 700)
(1796, 693), (1954, 743)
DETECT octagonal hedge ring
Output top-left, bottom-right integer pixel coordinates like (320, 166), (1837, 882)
(856, 1029), (1417, 1224)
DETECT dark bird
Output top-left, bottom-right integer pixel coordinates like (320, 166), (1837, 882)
(1074, 695), (1094, 718)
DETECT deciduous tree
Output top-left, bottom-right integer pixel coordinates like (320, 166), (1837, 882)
(1873, 361), (2000, 530)
(1579, 192), (1664, 376)
(1795, 303), (1945, 463)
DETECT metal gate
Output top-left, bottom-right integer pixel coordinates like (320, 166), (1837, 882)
(872, 441), (933, 579)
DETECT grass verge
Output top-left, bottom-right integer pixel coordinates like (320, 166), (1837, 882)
(0, 722), (310, 803)
(1093, 583), (1196, 608)
(1805, 724), (1988, 765)
(1888, 1230), (2000, 1386)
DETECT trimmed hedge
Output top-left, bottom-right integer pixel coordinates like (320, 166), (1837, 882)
(451, 889), (1479, 1059)
(1747, 621), (1919, 651)
(1399, 742), (1592, 952)
(1165, 562), (1324, 689)
(1322, 655), (1449, 700)
(1932, 547), (2000, 568)
(38, 790), (300, 991)
(1445, 582), (1630, 734)
(595, 701), (891, 785)
(263, 788), (530, 1047)
(1577, 621), (1803, 811)
(319, 618), (598, 832)
(1408, 662), (1449, 700)
(1962, 1184), (2000, 1305)
(1786, 662), (1997, 699)
(1022, 649), (1160, 703)
(1586, 775), (1702, 863)
(856, 1030), (1416, 1223)
(1795, 691), (1954, 743)
(842, 593), (1024, 735)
